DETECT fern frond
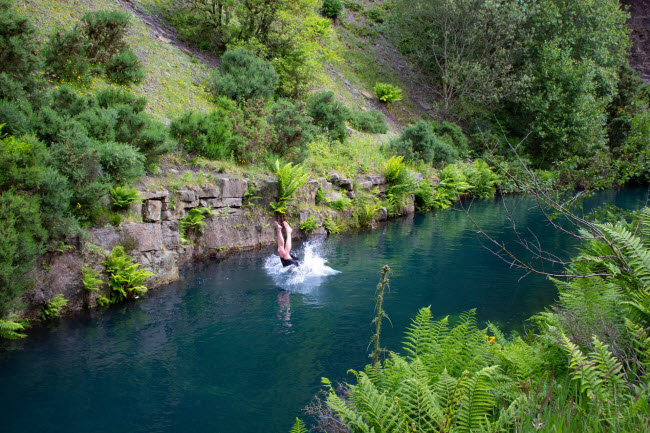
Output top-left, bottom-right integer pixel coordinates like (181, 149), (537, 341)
(351, 374), (401, 433)
(599, 221), (650, 288)
(0, 319), (26, 339)
(591, 336), (625, 402)
(288, 418), (308, 433)
(563, 334), (603, 399)
(396, 376), (442, 432)
(455, 366), (498, 433)
(326, 390), (373, 433)
(403, 306), (435, 359)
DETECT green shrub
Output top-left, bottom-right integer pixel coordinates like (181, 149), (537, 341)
(0, 99), (32, 137)
(104, 49), (145, 85)
(342, 1), (362, 12)
(390, 120), (459, 166)
(315, 187), (325, 204)
(93, 141), (145, 184)
(327, 197), (351, 211)
(348, 109), (388, 134)
(81, 266), (102, 291)
(365, 6), (386, 23)
(43, 28), (90, 82)
(374, 82), (403, 110)
(210, 48), (278, 103)
(323, 215), (341, 234)
(80, 10), (129, 63)
(0, 191), (47, 315)
(269, 99), (315, 157)
(103, 246), (153, 303)
(434, 121), (469, 157)
(109, 185), (140, 209)
(170, 108), (236, 160)
(300, 215), (319, 233)
(306, 91), (349, 142)
(33, 106), (67, 143)
(0, 0), (41, 84)
(321, 0), (343, 19)
(179, 207), (213, 243)
(41, 294), (68, 320)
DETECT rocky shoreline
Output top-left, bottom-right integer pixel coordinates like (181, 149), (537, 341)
(21, 172), (413, 319)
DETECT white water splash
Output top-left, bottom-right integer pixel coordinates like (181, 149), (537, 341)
(264, 238), (339, 293)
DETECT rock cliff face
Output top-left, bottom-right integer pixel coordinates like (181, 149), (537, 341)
(624, 0), (650, 81)
(24, 172), (402, 317)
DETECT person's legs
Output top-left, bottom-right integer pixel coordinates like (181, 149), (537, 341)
(283, 221), (293, 257)
(275, 221), (289, 259)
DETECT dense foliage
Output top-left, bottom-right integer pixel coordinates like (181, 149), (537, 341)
(387, 0), (644, 177)
(313, 207), (650, 431)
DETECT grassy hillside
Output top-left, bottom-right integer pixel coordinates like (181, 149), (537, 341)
(20, 0), (213, 124)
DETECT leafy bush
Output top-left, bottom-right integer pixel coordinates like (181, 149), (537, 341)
(269, 99), (315, 157)
(374, 82), (403, 110)
(179, 207), (213, 243)
(323, 215), (341, 235)
(0, 191), (47, 316)
(327, 197), (351, 211)
(103, 246), (153, 303)
(0, 99), (32, 137)
(348, 109), (388, 134)
(390, 120), (459, 166)
(306, 91), (349, 142)
(210, 48), (278, 103)
(104, 49), (145, 85)
(109, 186), (140, 209)
(300, 215), (318, 233)
(321, 0), (343, 19)
(41, 294), (68, 320)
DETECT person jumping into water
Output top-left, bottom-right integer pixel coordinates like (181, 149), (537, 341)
(275, 221), (300, 267)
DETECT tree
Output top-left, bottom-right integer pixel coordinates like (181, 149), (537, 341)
(389, 0), (526, 112)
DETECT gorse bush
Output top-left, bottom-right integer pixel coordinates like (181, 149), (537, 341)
(321, 0), (343, 19)
(0, 0), (41, 84)
(43, 10), (143, 85)
(104, 49), (145, 85)
(269, 99), (315, 158)
(306, 91), (349, 142)
(348, 109), (388, 134)
(210, 48), (278, 104)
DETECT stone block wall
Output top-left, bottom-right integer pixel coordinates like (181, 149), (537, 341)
(26, 171), (415, 317)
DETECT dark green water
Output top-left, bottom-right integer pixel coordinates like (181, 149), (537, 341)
(0, 188), (647, 433)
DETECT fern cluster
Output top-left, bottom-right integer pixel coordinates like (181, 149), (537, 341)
(179, 207), (213, 244)
(319, 206), (650, 433)
(270, 159), (309, 215)
(102, 246), (153, 304)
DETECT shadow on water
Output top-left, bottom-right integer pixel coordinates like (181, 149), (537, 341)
(0, 187), (647, 433)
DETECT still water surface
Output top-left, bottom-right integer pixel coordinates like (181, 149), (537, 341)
(0, 188), (647, 432)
